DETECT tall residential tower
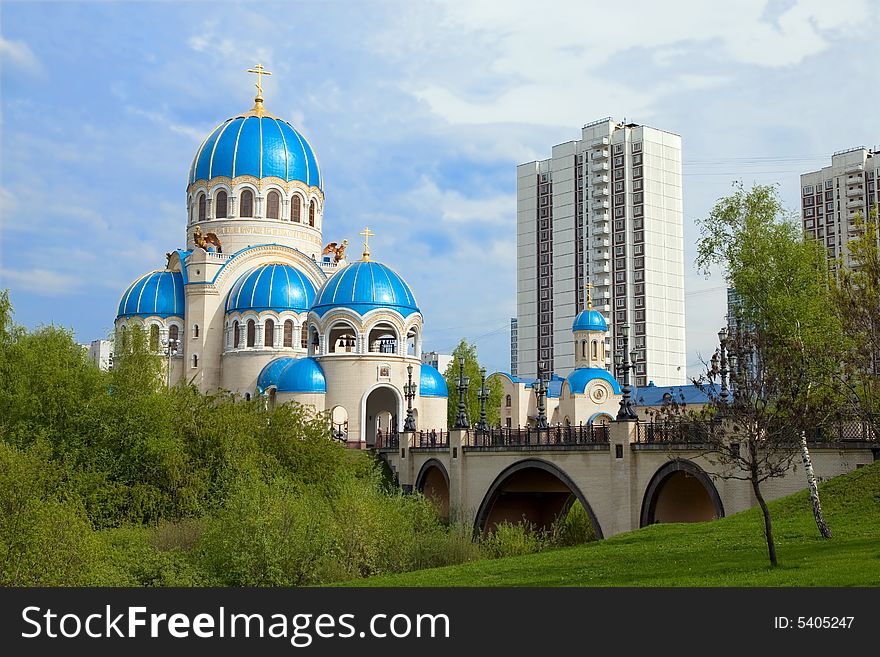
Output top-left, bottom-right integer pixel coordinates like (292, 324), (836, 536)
(800, 147), (878, 270)
(516, 118), (685, 387)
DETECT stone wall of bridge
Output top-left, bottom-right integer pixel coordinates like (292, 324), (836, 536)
(381, 422), (876, 539)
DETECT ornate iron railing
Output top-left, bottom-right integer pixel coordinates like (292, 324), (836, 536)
(635, 420), (878, 445)
(414, 430), (449, 448)
(375, 431), (400, 449)
(467, 424), (610, 448)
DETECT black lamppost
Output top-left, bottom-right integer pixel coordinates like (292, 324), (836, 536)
(711, 326), (730, 404)
(534, 376), (549, 429)
(476, 367), (490, 432)
(615, 324), (638, 420)
(403, 363), (417, 432)
(453, 354), (470, 429)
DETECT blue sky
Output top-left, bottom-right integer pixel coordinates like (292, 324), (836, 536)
(1, 0), (878, 377)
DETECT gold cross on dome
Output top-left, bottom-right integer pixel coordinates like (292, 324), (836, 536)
(246, 64), (272, 101)
(584, 280), (593, 309)
(360, 227), (375, 261)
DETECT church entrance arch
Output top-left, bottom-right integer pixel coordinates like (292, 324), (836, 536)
(361, 384), (403, 448)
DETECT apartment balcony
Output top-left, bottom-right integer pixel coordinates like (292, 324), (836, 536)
(594, 249), (611, 260)
(594, 277), (611, 287)
(846, 185), (864, 197)
(593, 224), (610, 236)
(592, 210), (609, 222)
(595, 264), (611, 274)
(846, 197), (864, 209)
(593, 149), (609, 160)
(846, 174), (863, 186)
(592, 161), (609, 173)
(592, 238), (610, 248)
(594, 186), (610, 197)
(844, 163), (864, 175)
(592, 199), (610, 210)
(591, 137), (609, 149)
(592, 174), (609, 186)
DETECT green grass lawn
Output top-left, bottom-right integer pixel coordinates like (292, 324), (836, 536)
(349, 460), (880, 587)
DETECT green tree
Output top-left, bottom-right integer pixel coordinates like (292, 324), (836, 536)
(443, 339), (503, 428)
(831, 205), (880, 438)
(692, 183), (843, 564)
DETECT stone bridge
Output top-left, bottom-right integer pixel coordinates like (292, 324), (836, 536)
(378, 421), (878, 538)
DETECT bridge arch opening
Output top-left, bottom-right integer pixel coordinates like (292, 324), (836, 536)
(415, 459), (450, 521)
(474, 459), (603, 539)
(640, 459), (724, 527)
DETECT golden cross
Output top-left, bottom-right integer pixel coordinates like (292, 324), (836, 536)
(246, 64), (272, 100)
(360, 227), (375, 261)
(584, 280), (593, 309)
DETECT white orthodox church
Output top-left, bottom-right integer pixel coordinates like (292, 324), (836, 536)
(114, 69), (447, 446)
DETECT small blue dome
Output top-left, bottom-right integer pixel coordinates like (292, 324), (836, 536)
(572, 308), (607, 332)
(566, 368), (621, 395)
(117, 270), (184, 319)
(189, 113), (321, 189)
(226, 263), (317, 314)
(419, 364), (448, 398)
(257, 357), (326, 394)
(311, 260), (419, 318)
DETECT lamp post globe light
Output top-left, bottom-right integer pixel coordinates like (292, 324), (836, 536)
(403, 363), (417, 432)
(161, 336), (179, 388)
(453, 354), (470, 430)
(615, 324), (638, 420)
(476, 367), (490, 432)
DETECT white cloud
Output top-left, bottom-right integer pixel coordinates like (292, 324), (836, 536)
(0, 268), (81, 295)
(402, 176), (514, 225)
(0, 36), (41, 74)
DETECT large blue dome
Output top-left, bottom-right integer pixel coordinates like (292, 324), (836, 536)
(566, 368), (621, 395)
(419, 364), (448, 398)
(311, 260), (419, 318)
(572, 308), (607, 332)
(226, 263), (317, 314)
(257, 357), (326, 394)
(117, 270), (184, 319)
(189, 113), (321, 189)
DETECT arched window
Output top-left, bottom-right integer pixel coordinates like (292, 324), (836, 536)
(308, 200), (315, 226)
(591, 340), (598, 360)
(118, 325), (128, 349)
(582, 340), (587, 358)
(264, 318), (275, 348)
(505, 394), (512, 408)
(266, 190), (280, 219)
(245, 392), (251, 401)
(193, 324), (200, 338)
(233, 321), (240, 348)
(168, 324), (179, 347)
(283, 320), (294, 347)
(150, 325), (160, 352)
(197, 193), (206, 222)
(240, 189), (254, 218)
(291, 196), (301, 223)
(246, 319), (256, 347)
(301, 324), (308, 349)
(215, 190), (228, 218)
(192, 354), (198, 368)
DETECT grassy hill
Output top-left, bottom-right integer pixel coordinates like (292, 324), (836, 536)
(348, 460), (880, 587)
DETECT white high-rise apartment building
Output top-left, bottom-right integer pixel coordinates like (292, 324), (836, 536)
(800, 147), (879, 270)
(516, 118), (686, 387)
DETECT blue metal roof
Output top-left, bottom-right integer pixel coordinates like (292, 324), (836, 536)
(566, 368), (622, 395)
(117, 270), (184, 319)
(311, 260), (419, 318)
(189, 114), (321, 189)
(572, 308), (607, 332)
(419, 363), (448, 397)
(225, 263), (317, 314)
(257, 357), (326, 394)
(633, 382), (719, 407)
